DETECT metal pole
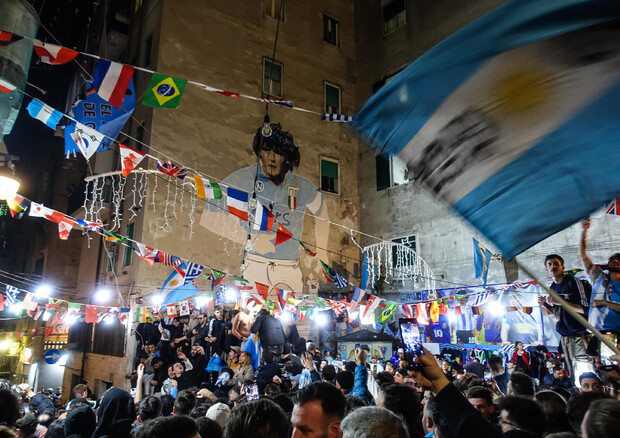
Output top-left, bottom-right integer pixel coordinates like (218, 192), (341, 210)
(537, 286), (546, 346)
(519, 263), (620, 356)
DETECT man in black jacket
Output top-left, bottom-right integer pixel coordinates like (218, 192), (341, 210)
(251, 309), (286, 355)
(413, 345), (502, 438)
(206, 306), (225, 357)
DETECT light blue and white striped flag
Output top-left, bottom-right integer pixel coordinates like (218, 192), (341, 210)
(5, 285), (19, 306)
(27, 99), (63, 130)
(353, 0), (620, 258)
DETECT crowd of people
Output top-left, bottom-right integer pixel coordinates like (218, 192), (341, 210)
(1, 340), (620, 438)
(0, 222), (618, 437)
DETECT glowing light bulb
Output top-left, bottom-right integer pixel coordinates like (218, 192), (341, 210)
(35, 284), (53, 297)
(314, 312), (328, 327)
(94, 288), (111, 304)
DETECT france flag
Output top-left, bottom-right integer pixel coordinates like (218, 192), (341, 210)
(352, 0), (620, 258)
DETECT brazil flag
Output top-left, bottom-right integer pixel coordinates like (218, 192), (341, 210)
(142, 73), (187, 108)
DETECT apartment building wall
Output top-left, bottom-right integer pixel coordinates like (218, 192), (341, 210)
(127, 0), (362, 297)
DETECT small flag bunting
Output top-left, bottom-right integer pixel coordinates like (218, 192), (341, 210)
(157, 161), (188, 180)
(194, 175), (222, 200)
(227, 188), (249, 221)
(0, 77), (16, 94)
(27, 99), (63, 130)
(33, 40), (78, 65)
(274, 223), (293, 246)
(92, 60), (134, 108)
(143, 73), (187, 108)
(119, 144), (146, 177)
(0, 30), (23, 47)
(299, 241), (317, 257)
(321, 113), (353, 122)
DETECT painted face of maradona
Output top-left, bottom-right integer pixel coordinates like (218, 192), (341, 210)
(260, 148), (286, 181)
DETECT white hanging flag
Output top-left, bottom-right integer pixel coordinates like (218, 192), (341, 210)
(119, 143), (146, 177)
(70, 122), (106, 160)
(29, 202), (55, 218)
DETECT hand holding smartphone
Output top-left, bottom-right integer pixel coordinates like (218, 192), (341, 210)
(600, 332), (618, 371)
(244, 384), (259, 401)
(399, 318), (424, 371)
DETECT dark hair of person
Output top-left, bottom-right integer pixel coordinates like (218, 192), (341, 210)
(196, 417), (223, 438)
(468, 378), (485, 389)
(137, 416), (198, 438)
(426, 395), (452, 438)
(380, 383), (422, 437)
(0, 389), (21, 427)
(152, 357), (163, 366)
(252, 123), (300, 168)
(138, 396), (162, 422)
(582, 399), (620, 438)
(498, 395), (546, 436)
(189, 404), (208, 419)
(453, 373), (478, 394)
(509, 371), (535, 396)
(322, 365), (336, 382)
(225, 399), (290, 438)
(344, 361), (356, 373)
(336, 371), (354, 391)
(159, 394), (175, 417)
(174, 390), (197, 416)
(344, 395), (367, 417)
(487, 355), (504, 374)
(264, 383), (282, 397)
(467, 386), (493, 405)
(608, 253), (620, 264)
(292, 382), (345, 420)
(545, 254), (564, 266)
(395, 368), (408, 378)
(535, 390), (573, 435)
(262, 349), (276, 364)
(375, 371), (395, 387)
(578, 372), (602, 384)
(272, 393), (294, 414)
(566, 391), (611, 434)
(44, 419), (66, 438)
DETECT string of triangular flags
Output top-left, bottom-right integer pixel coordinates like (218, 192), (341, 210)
(17, 91), (361, 277)
(0, 268), (552, 334)
(5, 193), (560, 328)
(0, 30), (353, 122)
(7, 193), (353, 303)
(0, 326), (58, 341)
(0, 282), (132, 329)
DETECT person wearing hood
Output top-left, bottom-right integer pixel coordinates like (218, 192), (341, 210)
(65, 406), (96, 438)
(91, 387), (135, 438)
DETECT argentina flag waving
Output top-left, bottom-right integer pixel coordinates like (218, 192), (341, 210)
(352, 0), (620, 258)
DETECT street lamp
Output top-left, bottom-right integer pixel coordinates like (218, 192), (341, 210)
(35, 284), (53, 297)
(93, 288), (111, 304)
(0, 153), (20, 201)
